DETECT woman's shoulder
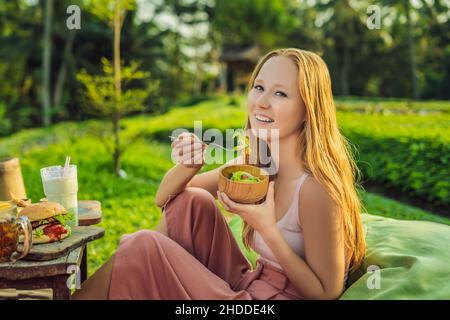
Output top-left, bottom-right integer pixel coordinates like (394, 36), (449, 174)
(297, 174), (337, 225)
(300, 175), (330, 200)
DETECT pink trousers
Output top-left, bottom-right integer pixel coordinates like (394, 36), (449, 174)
(108, 187), (303, 300)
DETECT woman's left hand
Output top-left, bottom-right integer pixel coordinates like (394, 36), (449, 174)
(217, 181), (277, 236)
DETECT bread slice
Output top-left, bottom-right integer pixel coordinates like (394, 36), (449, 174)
(19, 202), (67, 222)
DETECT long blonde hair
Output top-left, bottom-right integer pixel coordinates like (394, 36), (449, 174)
(242, 48), (366, 274)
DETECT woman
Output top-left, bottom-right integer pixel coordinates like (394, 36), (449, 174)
(72, 48), (366, 300)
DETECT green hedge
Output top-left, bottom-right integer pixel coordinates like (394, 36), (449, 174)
(335, 96), (450, 114)
(339, 113), (449, 208)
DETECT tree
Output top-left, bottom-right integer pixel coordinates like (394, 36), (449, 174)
(0, 0), (43, 131)
(77, 59), (158, 174)
(78, 0), (159, 176)
(376, 0), (421, 99)
(415, 0), (449, 99)
(210, 0), (298, 51)
(402, 0), (420, 99)
(42, 0), (53, 126)
(156, 0), (214, 101)
(317, 0), (366, 96)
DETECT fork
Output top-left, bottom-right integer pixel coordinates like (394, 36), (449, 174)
(168, 135), (240, 152)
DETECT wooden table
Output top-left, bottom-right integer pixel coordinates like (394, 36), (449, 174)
(0, 200), (103, 300)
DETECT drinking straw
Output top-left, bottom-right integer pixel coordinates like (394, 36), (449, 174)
(63, 155), (71, 177)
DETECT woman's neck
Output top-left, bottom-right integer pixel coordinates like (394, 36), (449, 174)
(270, 133), (304, 181)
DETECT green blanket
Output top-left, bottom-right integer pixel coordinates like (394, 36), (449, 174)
(229, 213), (450, 299)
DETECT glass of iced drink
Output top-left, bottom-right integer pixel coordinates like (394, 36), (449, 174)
(40, 165), (78, 226)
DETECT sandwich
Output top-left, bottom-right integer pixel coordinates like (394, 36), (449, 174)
(19, 202), (72, 244)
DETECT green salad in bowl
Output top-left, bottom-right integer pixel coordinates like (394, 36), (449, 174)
(229, 171), (261, 183)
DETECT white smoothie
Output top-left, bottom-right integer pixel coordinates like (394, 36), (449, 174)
(41, 165), (78, 226)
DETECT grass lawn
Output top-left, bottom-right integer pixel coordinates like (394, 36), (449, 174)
(1, 96), (449, 275)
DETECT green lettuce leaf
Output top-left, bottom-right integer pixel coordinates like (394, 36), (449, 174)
(34, 228), (44, 237)
(54, 213), (74, 226)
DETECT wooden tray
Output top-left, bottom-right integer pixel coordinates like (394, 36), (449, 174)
(78, 200), (102, 226)
(18, 226), (105, 261)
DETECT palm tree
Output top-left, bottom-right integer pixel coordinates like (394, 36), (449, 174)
(42, 0), (53, 126)
(402, 0), (420, 99)
(380, 0), (420, 99)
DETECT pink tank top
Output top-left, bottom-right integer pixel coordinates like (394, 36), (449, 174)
(252, 173), (309, 270)
(251, 173), (350, 287)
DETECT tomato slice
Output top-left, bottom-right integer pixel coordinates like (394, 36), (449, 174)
(43, 224), (68, 241)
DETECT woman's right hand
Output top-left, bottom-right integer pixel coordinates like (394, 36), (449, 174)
(171, 132), (207, 169)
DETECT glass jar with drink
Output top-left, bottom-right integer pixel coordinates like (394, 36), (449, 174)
(40, 165), (78, 227)
(0, 201), (33, 263)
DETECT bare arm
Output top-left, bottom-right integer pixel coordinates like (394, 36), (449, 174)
(187, 154), (244, 196)
(155, 164), (202, 208)
(155, 132), (244, 207)
(155, 157), (244, 208)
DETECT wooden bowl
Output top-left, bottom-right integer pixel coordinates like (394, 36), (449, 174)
(218, 164), (269, 204)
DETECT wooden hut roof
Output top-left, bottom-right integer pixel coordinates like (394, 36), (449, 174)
(219, 45), (261, 63)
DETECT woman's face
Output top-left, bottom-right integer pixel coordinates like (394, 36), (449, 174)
(247, 56), (306, 141)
